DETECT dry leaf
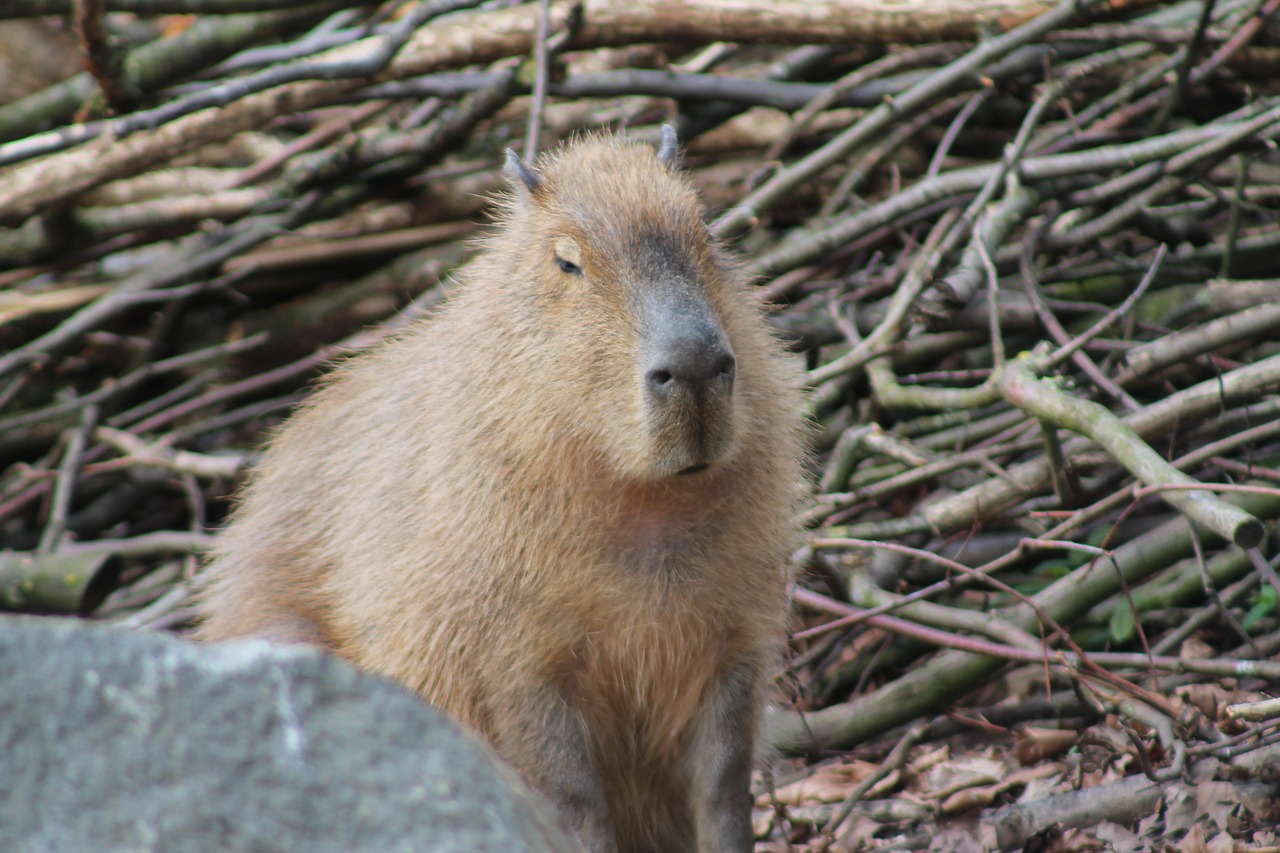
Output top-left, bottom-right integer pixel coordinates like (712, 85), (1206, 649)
(1205, 831), (1237, 853)
(1094, 820), (1143, 853)
(939, 763), (1059, 815)
(940, 784), (999, 814)
(910, 744), (952, 775)
(1175, 682), (1238, 722)
(1180, 637), (1215, 660)
(766, 759), (894, 806)
(1013, 726), (1080, 765)
(1163, 784), (1203, 836)
(1195, 779), (1248, 831)
(1180, 822), (1209, 853)
(924, 757), (1005, 800)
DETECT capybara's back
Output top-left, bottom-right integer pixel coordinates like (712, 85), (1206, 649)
(197, 130), (806, 853)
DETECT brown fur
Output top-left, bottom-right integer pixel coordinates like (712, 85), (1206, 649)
(196, 133), (807, 853)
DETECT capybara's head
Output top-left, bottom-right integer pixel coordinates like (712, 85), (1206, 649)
(498, 131), (743, 482)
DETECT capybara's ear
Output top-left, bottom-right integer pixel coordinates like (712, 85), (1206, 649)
(505, 148), (542, 195)
(656, 125), (680, 169)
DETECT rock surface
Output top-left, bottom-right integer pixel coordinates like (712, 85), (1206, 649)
(0, 616), (576, 853)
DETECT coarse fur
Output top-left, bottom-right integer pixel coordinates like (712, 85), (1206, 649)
(196, 133), (807, 853)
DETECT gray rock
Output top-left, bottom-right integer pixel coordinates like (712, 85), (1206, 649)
(0, 616), (577, 853)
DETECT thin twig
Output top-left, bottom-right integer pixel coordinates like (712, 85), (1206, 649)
(524, 0), (553, 162)
(38, 404), (99, 554)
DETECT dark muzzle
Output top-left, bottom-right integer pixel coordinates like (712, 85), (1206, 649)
(644, 301), (735, 406)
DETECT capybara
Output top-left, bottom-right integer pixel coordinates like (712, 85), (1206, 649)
(196, 128), (807, 853)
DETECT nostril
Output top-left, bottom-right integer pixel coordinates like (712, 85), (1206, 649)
(719, 355), (736, 381)
(647, 368), (674, 391)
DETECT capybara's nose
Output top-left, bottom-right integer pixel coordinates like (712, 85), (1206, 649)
(645, 323), (735, 400)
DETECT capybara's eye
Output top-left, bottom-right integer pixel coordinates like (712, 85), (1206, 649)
(555, 256), (582, 276)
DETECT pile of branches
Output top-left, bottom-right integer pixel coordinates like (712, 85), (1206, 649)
(2, 0), (1279, 847)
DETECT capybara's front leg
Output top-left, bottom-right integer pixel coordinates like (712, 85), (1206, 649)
(496, 682), (613, 852)
(690, 661), (759, 853)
